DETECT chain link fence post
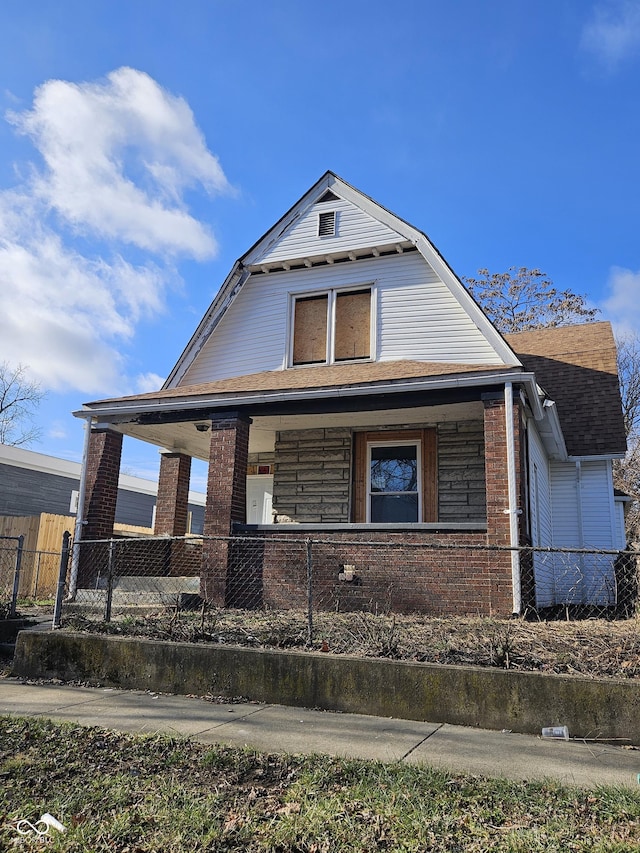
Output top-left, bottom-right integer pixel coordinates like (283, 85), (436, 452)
(52, 531), (72, 629)
(306, 538), (313, 646)
(8, 535), (24, 618)
(104, 539), (116, 623)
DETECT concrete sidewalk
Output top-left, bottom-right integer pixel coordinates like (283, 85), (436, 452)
(1, 677), (639, 789)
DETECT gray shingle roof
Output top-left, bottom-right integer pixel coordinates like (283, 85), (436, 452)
(84, 322), (626, 459)
(506, 321), (627, 456)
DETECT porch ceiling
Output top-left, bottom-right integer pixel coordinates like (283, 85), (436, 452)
(110, 401), (485, 459)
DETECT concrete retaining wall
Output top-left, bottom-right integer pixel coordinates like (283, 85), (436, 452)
(13, 630), (640, 743)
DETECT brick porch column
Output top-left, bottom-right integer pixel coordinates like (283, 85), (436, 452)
(77, 427), (123, 588)
(82, 427), (123, 541)
(154, 451), (192, 536)
(201, 413), (251, 604)
(483, 391), (523, 615)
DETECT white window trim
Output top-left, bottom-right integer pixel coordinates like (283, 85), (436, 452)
(287, 283), (376, 368)
(365, 438), (422, 523)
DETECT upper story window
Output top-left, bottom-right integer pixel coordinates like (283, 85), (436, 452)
(290, 287), (372, 366)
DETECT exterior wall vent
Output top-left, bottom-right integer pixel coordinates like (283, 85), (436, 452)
(318, 210), (336, 237)
(317, 189), (340, 203)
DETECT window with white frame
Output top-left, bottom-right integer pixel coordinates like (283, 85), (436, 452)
(368, 440), (421, 523)
(352, 429), (437, 524)
(290, 286), (372, 366)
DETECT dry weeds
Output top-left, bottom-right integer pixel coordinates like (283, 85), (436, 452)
(59, 607), (640, 681)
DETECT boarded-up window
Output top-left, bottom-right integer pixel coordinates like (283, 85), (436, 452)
(293, 294), (328, 365)
(335, 289), (370, 361)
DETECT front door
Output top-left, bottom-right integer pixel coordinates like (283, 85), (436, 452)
(246, 475), (273, 524)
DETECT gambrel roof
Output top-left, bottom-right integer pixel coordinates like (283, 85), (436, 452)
(164, 171), (520, 388)
(76, 173), (626, 464)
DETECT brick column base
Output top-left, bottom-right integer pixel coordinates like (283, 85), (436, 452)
(201, 414), (251, 605)
(83, 428), (123, 540)
(79, 427), (123, 588)
(483, 393), (522, 615)
(155, 452), (192, 536)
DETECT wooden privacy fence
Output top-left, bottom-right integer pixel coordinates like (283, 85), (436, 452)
(0, 513), (73, 597)
(0, 513), (154, 598)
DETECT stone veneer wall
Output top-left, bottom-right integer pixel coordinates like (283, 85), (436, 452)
(273, 421), (487, 525)
(437, 420), (486, 523)
(272, 427), (351, 522)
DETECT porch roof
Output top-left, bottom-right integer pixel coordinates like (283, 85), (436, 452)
(76, 322), (626, 461)
(83, 359), (522, 408)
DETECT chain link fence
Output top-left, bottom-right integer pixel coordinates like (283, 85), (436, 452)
(0, 535), (23, 618)
(1, 538), (74, 617)
(50, 534), (640, 640)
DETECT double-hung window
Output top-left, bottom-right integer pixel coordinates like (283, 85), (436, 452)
(369, 441), (420, 522)
(290, 287), (372, 366)
(352, 430), (437, 523)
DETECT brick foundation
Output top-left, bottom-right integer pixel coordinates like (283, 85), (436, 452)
(226, 529), (504, 616)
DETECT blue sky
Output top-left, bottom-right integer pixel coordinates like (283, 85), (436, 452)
(1, 0), (639, 487)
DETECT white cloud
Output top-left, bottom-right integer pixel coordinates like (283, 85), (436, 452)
(0, 68), (230, 396)
(8, 67), (230, 258)
(581, 0), (640, 69)
(600, 266), (640, 334)
(135, 372), (166, 393)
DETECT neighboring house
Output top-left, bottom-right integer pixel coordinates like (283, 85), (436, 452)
(72, 172), (627, 615)
(0, 444), (206, 533)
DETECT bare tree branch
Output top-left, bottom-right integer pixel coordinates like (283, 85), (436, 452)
(0, 362), (45, 447)
(463, 267), (599, 333)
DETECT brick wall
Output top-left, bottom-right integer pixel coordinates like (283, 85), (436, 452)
(225, 529), (511, 616)
(83, 428), (123, 541)
(482, 393), (523, 614)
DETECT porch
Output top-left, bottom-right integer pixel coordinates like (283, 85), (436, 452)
(75, 384), (525, 617)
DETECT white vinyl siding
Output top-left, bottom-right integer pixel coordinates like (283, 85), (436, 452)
(579, 461), (616, 547)
(614, 499), (627, 549)
(528, 424), (555, 607)
(260, 198), (406, 263)
(549, 462), (581, 547)
(180, 253), (505, 386)
(545, 460), (617, 606)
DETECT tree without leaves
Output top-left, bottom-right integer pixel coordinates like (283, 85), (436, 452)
(0, 362), (45, 447)
(463, 267), (599, 333)
(613, 332), (640, 543)
(615, 332), (640, 440)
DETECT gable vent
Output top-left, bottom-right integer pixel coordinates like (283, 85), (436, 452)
(318, 210), (336, 237)
(317, 189), (339, 203)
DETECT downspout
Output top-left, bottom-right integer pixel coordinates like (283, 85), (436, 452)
(575, 459), (585, 603)
(66, 415), (93, 600)
(504, 382), (521, 615)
